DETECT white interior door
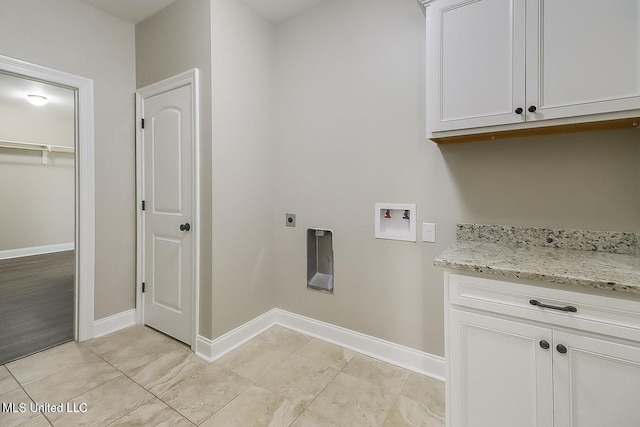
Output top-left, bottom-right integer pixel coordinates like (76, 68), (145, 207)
(141, 83), (193, 345)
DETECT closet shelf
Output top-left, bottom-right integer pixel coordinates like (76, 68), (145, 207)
(0, 139), (74, 164)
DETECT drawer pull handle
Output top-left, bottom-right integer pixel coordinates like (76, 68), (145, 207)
(529, 299), (577, 313)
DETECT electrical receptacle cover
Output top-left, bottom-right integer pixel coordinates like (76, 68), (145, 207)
(422, 223), (436, 243)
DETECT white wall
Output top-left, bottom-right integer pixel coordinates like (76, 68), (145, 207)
(274, 0), (640, 357)
(210, 0), (276, 338)
(0, 0), (137, 320)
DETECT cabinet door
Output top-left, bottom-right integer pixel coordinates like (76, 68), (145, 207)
(526, 0), (640, 121)
(448, 309), (553, 427)
(553, 331), (640, 427)
(427, 0), (526, 132)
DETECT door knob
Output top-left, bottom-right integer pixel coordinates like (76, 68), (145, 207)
(528, 105), (537, 113)
(515, 107), (523, 114)
(556, 344), (568, 354)
(179, 223), (191, 232)
(539, 340), (550, 350)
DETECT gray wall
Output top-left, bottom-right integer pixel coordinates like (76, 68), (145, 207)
(136, 0), (214, 338)
(440, 131), (640, 231)
(2, 0), (637, 356)
(0, 98), (75, 251)
(0, 0), (137, 320)
(136, 0), (276, 341)
(273, 0), (640, 357)
(210, 0), (276, 338)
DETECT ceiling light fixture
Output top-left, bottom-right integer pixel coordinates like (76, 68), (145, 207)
(26, 94), (48, 106)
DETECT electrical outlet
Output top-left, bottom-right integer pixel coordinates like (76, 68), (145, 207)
(422, 223), (436, 242)
(285, 213), (296, 227)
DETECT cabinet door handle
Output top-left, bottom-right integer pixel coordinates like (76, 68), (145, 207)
(515, 107), (523, 114)
(539, 340), (550, 350)
(528, 105), (537, 113)
(556, 344), (568, 354)
(529, 299), (577, 313)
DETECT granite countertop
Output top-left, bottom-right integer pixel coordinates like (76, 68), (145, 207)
(434, 224), (640, 295)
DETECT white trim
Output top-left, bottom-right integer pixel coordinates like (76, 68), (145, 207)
(93, 309), (137, 338)
(0, 54), (95, 342)
(275, 309), (445, 381)
(194, 308), (445, 381)
(0, 243), (75, 260)
(135, 69), (201, 351)
(135, 92), (143, 328)
(195, 310), (276, 362)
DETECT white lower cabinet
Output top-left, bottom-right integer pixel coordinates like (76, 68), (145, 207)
(553, 331), (640, 427)
(446, 273), (640, 427)
(449, 309), (553, 427)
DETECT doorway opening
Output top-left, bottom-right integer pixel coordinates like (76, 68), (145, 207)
(0, 55), (95, 363)
(0, 72), (75, 364)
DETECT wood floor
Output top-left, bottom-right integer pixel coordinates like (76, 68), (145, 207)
(0, 250), (74, 365)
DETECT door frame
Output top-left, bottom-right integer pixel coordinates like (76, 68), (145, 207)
(135, 69), (200, 349)
(0, 54), (96, 341)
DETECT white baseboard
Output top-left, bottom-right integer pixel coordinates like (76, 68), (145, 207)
(195, 308), (445, 381)
(0, 242), (75, 260)
(274, 309), (445, 381)
(93, 309), (136, 338)
(195, 309), (277, 362)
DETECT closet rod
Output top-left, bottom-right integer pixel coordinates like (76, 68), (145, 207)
(0, 139), (74, 164)
(0, 139), (74, 154)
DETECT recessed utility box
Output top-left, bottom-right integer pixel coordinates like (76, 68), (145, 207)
(307, 229), (334, 293)
(375, 203), (416, 242)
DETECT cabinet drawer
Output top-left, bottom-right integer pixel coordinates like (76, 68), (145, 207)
(448, 273), (640, 342)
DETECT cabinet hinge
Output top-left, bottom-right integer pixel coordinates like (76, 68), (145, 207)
(141, 118), (145, 129)
(142, 282), (146, 293)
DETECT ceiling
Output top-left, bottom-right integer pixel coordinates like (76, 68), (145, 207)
(76, 0), (329, 24)
(0, 72), (75, 116)
(77, 0), (178, 24)
(241, 0), (329, 23)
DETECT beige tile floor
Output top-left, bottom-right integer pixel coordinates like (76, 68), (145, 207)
(0, 325), (445, 426)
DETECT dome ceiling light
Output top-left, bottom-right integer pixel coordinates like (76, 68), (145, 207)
(26, 94), (48, 106)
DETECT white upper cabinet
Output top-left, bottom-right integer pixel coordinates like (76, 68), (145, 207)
(428, 0), (526, 132)
(427, 0), (640, 135)
(526, 0), (640, 121)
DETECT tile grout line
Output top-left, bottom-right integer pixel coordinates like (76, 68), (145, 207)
(82, 339), (193, 426)
(198, 331), (314, 426)
(3, 367), (52, 426)
(83, 330), (230, 426)
(283, 344), (356, 426)
(7, 325), (444, 426)
(285, 335), (347, 425)
(380, 371), (411, 426)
